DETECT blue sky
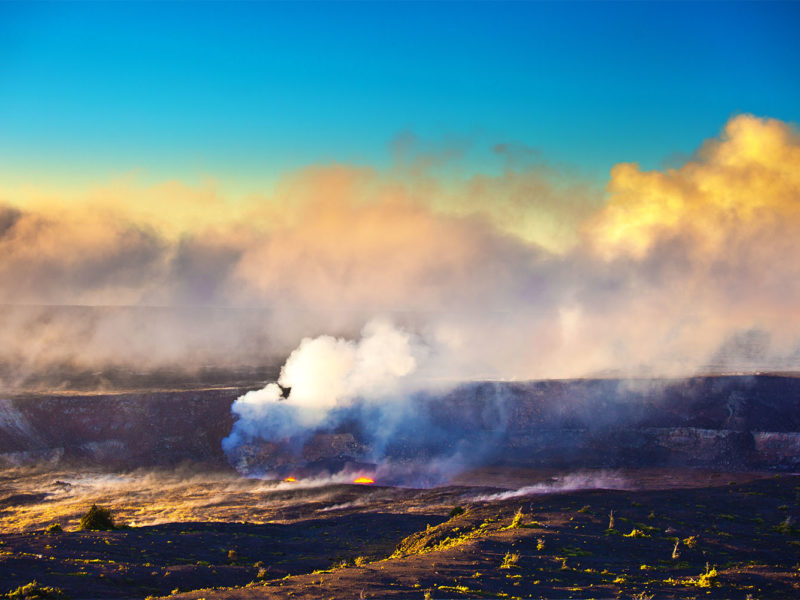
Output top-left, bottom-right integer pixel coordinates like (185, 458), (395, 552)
(1, 1), (798, 190)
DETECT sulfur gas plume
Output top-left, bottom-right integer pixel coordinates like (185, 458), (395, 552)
(223, 318), (535, 484)
(223, 318), (423, 446)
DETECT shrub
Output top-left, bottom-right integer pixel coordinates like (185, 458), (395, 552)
(500, 551), (519, 569)
(508, 507), (524, 529)
(6, 580), (66, 599)
(774, 517), (799, 535)
(623, 528), (647, 538)
(78, 504), (114, 531)
(448, 506), (465, 518)
(688, 563), (718, 588)
(683, 535), (698, 548)
(45, 524), (62, 533)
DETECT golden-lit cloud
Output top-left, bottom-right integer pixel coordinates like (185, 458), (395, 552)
(588, 114), (800, 260)
(1, 114), (799, 388)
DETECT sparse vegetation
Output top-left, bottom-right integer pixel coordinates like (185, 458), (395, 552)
(774, 516), (798, 535)
(683, 535), (699, 548)
(508, 507), (524, 529)
(448, 506), (465, 518)
(78, 504), (114, 531)
(4, 581), (67, 599)
(687, 563), (719, 588)
(45, 524), (62, 533)
(623, 528), (648, 538)
(499, 551), (519, 569)
(1, 468), (800, 599)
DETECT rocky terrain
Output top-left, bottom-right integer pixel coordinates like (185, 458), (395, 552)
(1, 468), (799, 599)
(1, 374), (799, 599)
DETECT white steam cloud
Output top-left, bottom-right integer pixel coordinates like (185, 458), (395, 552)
(223, 318), (429, 454)
(469, 472), (630, 502)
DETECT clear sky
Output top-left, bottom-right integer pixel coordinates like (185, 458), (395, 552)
(1, 0), (799, 191)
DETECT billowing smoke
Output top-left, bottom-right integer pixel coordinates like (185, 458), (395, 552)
(1, 114), (800, 392)
(223, 318), (424, 444)
(223, 318), (521, 484)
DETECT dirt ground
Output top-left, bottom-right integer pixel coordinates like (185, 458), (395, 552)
(1, 467), (798, 599)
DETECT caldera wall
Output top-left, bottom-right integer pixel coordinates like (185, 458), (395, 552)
(2, 375), (799, 472)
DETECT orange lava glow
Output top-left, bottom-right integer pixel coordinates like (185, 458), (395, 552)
(353, 477), (375, 484)
(283, 476), (296, 482)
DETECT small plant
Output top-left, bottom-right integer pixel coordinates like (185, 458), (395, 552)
(423, 589), (433, 600)
(671, 538), (680, 559)
(608, 509), (615, 529)
(45, 524), (62, 533)
(536, 537), (546, 551)
(690, 563), (718, 588)
(353, 555), (368, 566)
(79, 504), (114, 531)
(448, 506), (465, 518)
(509, 507), (524, 529)
(500, 551), (520, 569)
(335, 558), (353, 568)
(6, 580), (67, 599)
(774, 516), (799, 535)
(623, 528), (647, 538)
(683, 535), (698, 548)
(577, 504), (591, 513)
(227, 549), (238, 563)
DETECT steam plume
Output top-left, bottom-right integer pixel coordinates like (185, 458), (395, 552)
(223, 318), (424, 448)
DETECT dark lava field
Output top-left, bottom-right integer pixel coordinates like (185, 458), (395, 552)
(1, 375), (799, 599)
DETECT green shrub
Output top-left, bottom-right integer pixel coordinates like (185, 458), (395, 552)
(45, 524), (62, 533)
(6, 580), (67, 599)
(508, 507), (524, 529)
(78, 504), (114, 531)
(774, 517), (799, 535)
(623, 528), (647, 538)
(500, 551), (519, 569)
(683, 535), (698, 548)
(448, 506), (465, 518)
